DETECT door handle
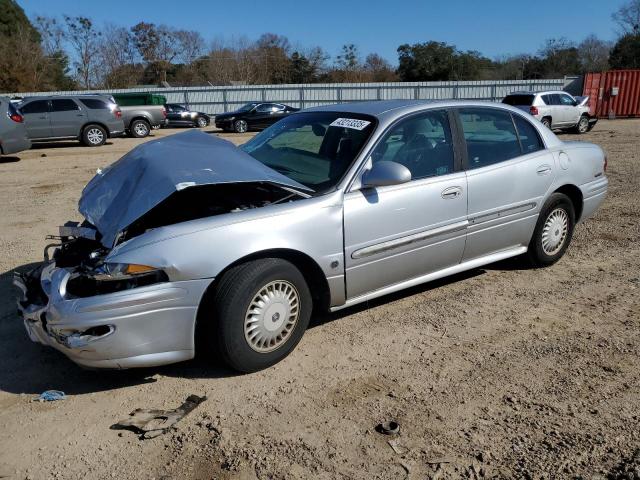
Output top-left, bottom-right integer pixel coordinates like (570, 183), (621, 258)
(441, 186), (462, 199)
(536, 165), (552, 175)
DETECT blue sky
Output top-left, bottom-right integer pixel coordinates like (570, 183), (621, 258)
(20, 0), (624, 64)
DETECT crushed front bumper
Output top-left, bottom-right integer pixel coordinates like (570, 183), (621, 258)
(14, 262), (211, 369)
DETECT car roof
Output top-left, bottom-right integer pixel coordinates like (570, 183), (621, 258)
(507, 90), (569, 96)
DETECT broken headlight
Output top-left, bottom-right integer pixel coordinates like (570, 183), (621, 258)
(66, 263), (169, 298)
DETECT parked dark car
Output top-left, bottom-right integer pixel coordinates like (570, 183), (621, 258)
(215, 102), (299, 133)
(0, 96), (31, 155)
(19, 95), (124, 146)
(165, 104), (210, 128)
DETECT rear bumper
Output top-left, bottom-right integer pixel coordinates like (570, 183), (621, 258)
(579, 176), (608, 222)
(14, 262), (211, 369)
(1, 135), (31, 154)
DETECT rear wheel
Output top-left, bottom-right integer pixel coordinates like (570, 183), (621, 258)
(234, 119), (248, 133)
(196, 116), (208, 128)
(541, 117), (552, 130)
(527, 193), (575, 267)
(81, 124), (107, 147)
(202, 258), (312, 373)
(130, 119), (150, 138)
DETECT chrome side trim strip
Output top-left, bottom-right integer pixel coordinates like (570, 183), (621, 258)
(469, 202), (537, 225)
(333, 246), (527, 312)
(351, 220), (468, 260)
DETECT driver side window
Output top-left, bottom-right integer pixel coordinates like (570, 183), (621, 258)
(371, 110), (454, 180)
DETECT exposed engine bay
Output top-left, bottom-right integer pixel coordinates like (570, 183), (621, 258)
(48, 182), (302, 298)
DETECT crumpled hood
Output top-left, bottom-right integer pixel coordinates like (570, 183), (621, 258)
(79, 130), (311, 248)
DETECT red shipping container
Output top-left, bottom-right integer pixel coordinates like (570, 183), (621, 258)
(583, 70), (640, 118)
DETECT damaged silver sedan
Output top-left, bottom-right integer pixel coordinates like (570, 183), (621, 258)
(15, 101), (608, 372)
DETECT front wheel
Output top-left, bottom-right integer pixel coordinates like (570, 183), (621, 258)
(527, 193), (575, 267)
(234, 119), (248, 133)
(203, 258), (312, 373)
(81, 124), (107, 147)
(575, 115), (589, 134)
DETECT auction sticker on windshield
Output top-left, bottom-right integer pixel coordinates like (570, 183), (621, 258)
(330, 118), (372, 130)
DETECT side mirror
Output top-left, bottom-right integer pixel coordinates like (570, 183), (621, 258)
(362, 161), (411, 188)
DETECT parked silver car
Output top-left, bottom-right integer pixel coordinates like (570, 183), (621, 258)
(502, 91), (597, 133)
(0, 96), (31, 155)
(15, 100), (608, 372)
(19, 95), (125, 146)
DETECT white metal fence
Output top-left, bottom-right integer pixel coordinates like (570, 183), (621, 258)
(9, 78), (573, 115)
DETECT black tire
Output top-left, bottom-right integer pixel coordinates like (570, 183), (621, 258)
(527, 193), (575, 267)
(130, 119), (150, 138)
(196, 116), (208, 128)
(541, 117), (552, 130)
(574, 114), (589, 134)
(81, 124), (107, 147)
(234, 119), (248, 133)
(203, 258), (312, 373)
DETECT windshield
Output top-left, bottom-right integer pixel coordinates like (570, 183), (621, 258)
(241, 111), (376, 194)
(237, 102), (259, 112)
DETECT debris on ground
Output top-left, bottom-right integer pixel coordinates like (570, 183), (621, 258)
(375, 420), (400, 435)
(35, 390), (66, 402)
(112, 395), (206, 439)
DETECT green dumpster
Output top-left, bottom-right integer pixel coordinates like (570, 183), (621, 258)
(112, 93), (167, 106)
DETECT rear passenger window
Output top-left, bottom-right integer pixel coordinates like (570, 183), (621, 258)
(459, 108), (521, 169)
(79, 99), (110, 109)
(372, 110), (454, 180)
(20, 100), (49, 114)
(51, 99), (80, 111)
(513, 115), (544, 154)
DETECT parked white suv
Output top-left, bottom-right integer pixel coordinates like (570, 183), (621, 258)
(502, 91), (597, 134)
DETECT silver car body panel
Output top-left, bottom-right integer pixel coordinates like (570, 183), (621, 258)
(17, 100), (608, 368)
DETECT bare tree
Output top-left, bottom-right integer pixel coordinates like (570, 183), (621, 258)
(34, 16), (65, 55)
(363, 53), (398, 82)
(64, 16), (101, 88)
(612, 0), (640, 34)
(97, 24), (140, 88)
(578, 34), (612, 72)
(174, 30), (205, 65)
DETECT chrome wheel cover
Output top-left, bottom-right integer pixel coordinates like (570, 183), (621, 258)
(541, 208), (569, 256)
(134, 122), (148, 136)
(87, 128), (104, 144)
(197, 117), (207, 127)
(236, 120), (247, 133)
(244, 280), (299, 353)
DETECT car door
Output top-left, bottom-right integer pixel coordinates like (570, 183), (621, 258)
(50, 98), (85, 137)
(250, 103), (276, 129)
(559, 93), (580, 125)
(20, 100), (52, 139)
(168, 104), (190, 125)
(343, 109), (468, 299)
(457, 107), (554, 261)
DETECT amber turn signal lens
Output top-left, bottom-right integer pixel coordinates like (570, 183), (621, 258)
(124, 264), (157, 275)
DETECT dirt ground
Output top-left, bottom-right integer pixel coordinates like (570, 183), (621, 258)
(0, 121), (638, 480)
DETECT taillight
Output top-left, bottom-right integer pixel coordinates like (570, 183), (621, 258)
(114, 109), (122, 119)
(161, 107), (167, 118)
(9, 113), (23, 123)
(530, 106), (539, 115)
